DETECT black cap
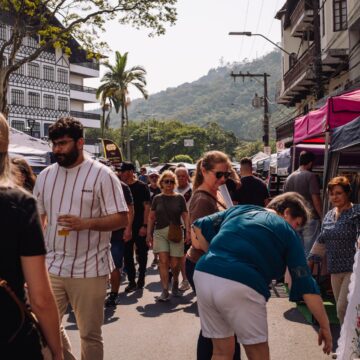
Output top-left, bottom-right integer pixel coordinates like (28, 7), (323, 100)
(117, 161), (135, 172)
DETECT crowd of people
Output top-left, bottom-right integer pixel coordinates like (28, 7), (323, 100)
(1, 113), (359, 360)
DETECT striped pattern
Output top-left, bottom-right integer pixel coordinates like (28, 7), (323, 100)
(34, 158), (128, 278)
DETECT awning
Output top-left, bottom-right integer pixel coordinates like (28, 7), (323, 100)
(330, 116), (360, 153)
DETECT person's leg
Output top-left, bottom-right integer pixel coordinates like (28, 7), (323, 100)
(134, 231), (148, 287)
(158, 252), (170, 290)
(185, 257), (196, 293)
(67, 276), (107, 360)
(334, 272), (351, 324)
(49, 275), (77, 360)
(242, 342), (270, 360)
(211, 337), (235, 360)
(123, 239), (136, 289)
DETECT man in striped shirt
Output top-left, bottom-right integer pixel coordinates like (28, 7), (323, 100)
(33, 117), (128, 360)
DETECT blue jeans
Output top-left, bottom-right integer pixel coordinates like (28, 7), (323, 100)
(297, 218), (321, 258)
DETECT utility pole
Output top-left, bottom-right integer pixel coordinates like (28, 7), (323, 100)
(230, 72), (270, 150)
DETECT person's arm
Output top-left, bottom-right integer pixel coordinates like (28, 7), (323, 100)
(312, 193), (323, 219)
(123, 205), (134, 242)
(181, 211), (191, 244)
(191, 225), (209, 252)
(303, 294), (332, 354)
(21, 255), (63, 360)
(139, 202), (150, 236)
(57, 212), (128, 232)
(146, 210), (156, 248)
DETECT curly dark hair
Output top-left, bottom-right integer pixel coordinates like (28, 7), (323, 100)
(48, 117), (83, 141)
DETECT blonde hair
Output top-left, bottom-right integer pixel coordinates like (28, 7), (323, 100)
(193, 151), (231, 190)
(0, 113), (13, 188)
(158, 170), (178, 190)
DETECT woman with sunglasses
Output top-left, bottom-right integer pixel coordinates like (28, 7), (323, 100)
(147, 170), (190, 302)
(185, 151), (242, 359)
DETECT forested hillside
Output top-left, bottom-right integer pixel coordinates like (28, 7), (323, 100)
(93, 50), (293, 141)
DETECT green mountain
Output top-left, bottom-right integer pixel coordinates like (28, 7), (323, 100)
(96, 50), (292, 141)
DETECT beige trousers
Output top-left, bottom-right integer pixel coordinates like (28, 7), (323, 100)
(331, 272), (351, 325)
(50, 274), (107, 360)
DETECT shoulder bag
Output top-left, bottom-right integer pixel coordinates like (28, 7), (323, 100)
(161, 195), (183, 243)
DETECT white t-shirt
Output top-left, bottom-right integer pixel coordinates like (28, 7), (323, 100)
(33, 158), (128, 278)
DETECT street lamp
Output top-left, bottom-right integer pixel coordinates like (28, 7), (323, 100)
(228, 32), (291, 56)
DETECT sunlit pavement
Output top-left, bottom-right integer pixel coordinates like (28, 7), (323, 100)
(64, 256), (339, 360)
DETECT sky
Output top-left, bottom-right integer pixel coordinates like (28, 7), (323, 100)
(86, 0), (283, 102)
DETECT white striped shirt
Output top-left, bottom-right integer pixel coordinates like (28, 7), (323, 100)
(33, 158), (128, 278)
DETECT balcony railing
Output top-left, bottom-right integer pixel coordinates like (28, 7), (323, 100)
(284, 43), (315, 90)
(70, 110), (100, 120)
(71, 62), (99, 71)
(70, 83), (97, 94)
(290, 0), (313, 27)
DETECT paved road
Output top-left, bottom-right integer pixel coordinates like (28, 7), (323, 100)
(64, 259), (339, 360)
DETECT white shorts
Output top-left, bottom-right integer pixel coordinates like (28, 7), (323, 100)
(193, 270), (268, 345)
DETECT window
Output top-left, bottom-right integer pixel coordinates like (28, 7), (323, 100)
(43, 65), (55, 81)
(27, 36), (38, 48)
(14, 62), (26, 75)
(28, 92), (40, 108)
(43, 94), (55, 109)
(0, 24), (6, 40)
(28, 62), (40, 78)
(57, 68), (68, 84)
(26, 120), (41, 138)
(44, 123), (51, 137)
(333, 0), (347, 31)
(58, 96), (68, 111)
(11, 120), (25, 132)
(11, 89), (25, 105)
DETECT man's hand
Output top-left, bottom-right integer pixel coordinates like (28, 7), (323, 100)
(123, 227), (132, 242)
(58, 215), (89, 231)
(139, 226), (147, 237)
(146, 234), (153, 249)
(318, 327), (332, 355)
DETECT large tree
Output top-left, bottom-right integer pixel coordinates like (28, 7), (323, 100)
(96, 51), (148, 157)
(0, 0), (176, 114)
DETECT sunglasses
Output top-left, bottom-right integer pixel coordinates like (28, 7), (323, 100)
(162, 179), (175, 185)
(211, 171), (231, 179)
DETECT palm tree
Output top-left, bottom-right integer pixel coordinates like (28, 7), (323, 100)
(96, 51), (148, 157)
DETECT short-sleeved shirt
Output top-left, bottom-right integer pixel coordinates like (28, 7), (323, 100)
(284, 169), (320, 218)
(315, 204), (360, 273)
(128, 180), (151, 228)
(0, 188), (46, 340)
(233, 176), (269, 207)
(151, 193), (187, 229)
(186, 190), (226, 263)
(149, 185), (161, 203)
(33, 158), (128, 278)
(195, 205), (320, 302)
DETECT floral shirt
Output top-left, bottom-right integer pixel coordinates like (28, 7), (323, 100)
(316, 204), (360, 274)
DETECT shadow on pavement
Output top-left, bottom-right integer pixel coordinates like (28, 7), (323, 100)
(136, 292), (196, 318)
(117, 288), (145, 306)
(283, 308), (341, 352)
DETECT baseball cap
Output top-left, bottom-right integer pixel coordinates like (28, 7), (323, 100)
(148, 169), (159, 177)
(0, 113), (9, 153)
(117, 161), (135, 172)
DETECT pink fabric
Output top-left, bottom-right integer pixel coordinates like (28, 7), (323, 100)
(294, 89), (360, 144)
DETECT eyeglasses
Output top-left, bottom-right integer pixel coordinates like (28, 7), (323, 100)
(211, 171), (231, 179)
(162, 179), (175, 185)
(50, 139), (75, 148)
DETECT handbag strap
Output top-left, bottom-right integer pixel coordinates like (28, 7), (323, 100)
(0, 277), (45, 344)
(195, 190), (227, 210)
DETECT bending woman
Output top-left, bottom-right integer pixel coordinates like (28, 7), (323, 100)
(0, 113), (62, 359)
(192, 192), (332, 360)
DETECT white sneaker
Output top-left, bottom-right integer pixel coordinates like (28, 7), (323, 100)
(179, 280), (190, 292)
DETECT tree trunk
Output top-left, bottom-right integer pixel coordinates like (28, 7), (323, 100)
(120, 104), (126, 156)
(125, 105), (131, 161)
(0, 69), (10, 118)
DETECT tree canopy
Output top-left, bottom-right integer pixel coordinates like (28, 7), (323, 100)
(0, 0), (177, 112)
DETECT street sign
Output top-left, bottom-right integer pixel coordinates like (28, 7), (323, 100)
(184, 139), (194, 147)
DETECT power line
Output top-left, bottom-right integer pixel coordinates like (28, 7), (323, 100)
(248, 0), (265, 60)
(267, 0), (282, 37)
(238, 0), (250, 60)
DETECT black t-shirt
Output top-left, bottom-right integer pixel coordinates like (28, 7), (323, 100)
(121, 181), (133, 206)
(149, 185), (161, 203)
(233, 176), (270, 207)
(0, 188), (46, 339)
(128, 180), (151, 228)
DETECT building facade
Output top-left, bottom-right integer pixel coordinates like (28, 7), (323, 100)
(0, 19), (100, 139)
(275, 0), (360, 142)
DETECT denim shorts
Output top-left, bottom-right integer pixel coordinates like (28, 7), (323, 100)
(110, 229), (125, 269)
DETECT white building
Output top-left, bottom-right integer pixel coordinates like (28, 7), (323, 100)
(0, 18), (100, 139)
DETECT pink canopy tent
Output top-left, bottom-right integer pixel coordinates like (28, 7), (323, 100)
(294, 89), (360, 144)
